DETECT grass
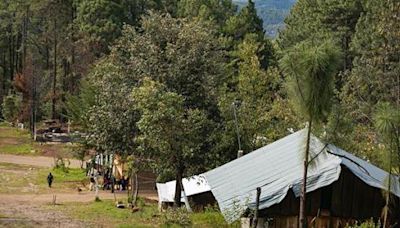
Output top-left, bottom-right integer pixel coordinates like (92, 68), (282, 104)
(0, 125), (74, 157)
(0, 126), (35, 155)
(53, 199), (160, 227)
(0, 162), (87, 194)
(190, 211), (236, 227)
(0, 144), (35, 155)
(48, 198), (239, 228)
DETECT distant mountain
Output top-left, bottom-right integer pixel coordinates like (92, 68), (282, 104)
(232, 0), (296, 37)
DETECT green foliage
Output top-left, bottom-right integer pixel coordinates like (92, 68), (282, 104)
(374, 102), (400, 172)
(65, 80), (97, 128)
(75, 0), (125, 53)
(280, 40), (342, 123)
(178, 0), (237, 26)
(132, 78), (210, 178)
(218, 34), (294, 155)
(53, 157), (71, 173)
(225, 0), (264, 41)
(346, 219), (380, 228)
(86, 11), (227, 173)
(2, 94), (22, 122)
(70, 143), (89, 168)
(374, 103), (400, 140)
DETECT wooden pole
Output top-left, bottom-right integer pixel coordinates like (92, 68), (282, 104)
(252, 187), (261, 228)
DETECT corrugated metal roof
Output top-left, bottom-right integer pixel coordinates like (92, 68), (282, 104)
(204, 129), (400, 223)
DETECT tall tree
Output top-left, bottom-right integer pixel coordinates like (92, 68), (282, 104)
(374, 102), (400, 226)
(280, 40), (342, 227)
(177, 0), (237, 27)
(75, 0), (125, 55)
(278, 0), (363, 87)
(224, 0), (264, 41)
(339, 0), (400, 165)
(84, 12), (226, 206)
(218, 33), (295, 159)
(132, 78), (208, 208)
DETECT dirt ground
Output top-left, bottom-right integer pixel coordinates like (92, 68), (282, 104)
(0, 201), (88, 227)
(0, 154), (157, 227)
(0, 154), (83, 168)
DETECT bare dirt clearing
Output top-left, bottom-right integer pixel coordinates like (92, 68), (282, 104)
(0, 154), (82, 168)
(0, 159), (157, 227)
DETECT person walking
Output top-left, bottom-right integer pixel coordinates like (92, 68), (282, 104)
(47, 172), (54, 188)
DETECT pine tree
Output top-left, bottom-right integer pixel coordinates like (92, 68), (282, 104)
(280, 40), (342, 227)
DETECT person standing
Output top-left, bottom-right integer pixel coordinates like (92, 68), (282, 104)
(47, 173), (54, 188)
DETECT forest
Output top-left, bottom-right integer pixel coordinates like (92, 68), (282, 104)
(0, 0), (399, 205)
(233, 0), (296, 37)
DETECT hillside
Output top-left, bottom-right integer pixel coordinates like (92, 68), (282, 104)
(233, 0), (296, 37)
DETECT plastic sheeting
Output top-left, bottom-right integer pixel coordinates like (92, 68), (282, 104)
(156, 175), (210, 203)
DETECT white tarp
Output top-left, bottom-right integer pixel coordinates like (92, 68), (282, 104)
(156, 175), (211, 203)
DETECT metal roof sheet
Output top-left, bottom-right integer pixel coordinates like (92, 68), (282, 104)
(204, 129), (400, 223)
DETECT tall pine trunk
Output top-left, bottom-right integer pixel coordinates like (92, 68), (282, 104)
(299, 119), (312, 228)
(52, 18), (57, 120)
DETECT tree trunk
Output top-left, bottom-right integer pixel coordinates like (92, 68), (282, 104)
(299, 119), (312, 228)
(133, 172), (139, 206)
(173, 167), (183, 208)
(110, 153), (117, 202)
(52, 18), (57, 120)
(383, 138), (394, 228)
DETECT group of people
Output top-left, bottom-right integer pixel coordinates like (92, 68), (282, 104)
(89, 171), (129, 192)
(46, 170), (129, 192)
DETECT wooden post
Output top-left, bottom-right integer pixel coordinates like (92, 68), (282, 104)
(252, 187), (261, 228)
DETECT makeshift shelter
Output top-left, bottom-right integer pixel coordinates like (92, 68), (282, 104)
(157, 175), (215, 210)
(87, 154), (157, 193)
(204, 129), (400, 226)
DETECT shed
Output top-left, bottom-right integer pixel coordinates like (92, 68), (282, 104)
(204, 129), (400, 226)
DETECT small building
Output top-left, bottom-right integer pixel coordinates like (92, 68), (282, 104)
(203, 129), (400, 227)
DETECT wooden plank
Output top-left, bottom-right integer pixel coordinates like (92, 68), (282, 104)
(351, 174), (363, 218)
(342, 169), (354, 217)
(331, 167), (344, 216)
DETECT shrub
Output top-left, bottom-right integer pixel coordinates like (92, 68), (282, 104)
(162, 208), (192, 227)
(347, 219), (380, 228)
(2, 94), (22, 122)
(53, 157), (70, 173)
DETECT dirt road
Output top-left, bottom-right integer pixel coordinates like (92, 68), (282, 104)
(0, 154), (83, 168)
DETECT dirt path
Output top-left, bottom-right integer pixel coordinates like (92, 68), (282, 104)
(0, 191), (157, 227)
(0, 202), (88, 228)
(0, 154), (83, 168)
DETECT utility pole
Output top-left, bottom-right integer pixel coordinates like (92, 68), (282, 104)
(232, 101), (243, 158)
